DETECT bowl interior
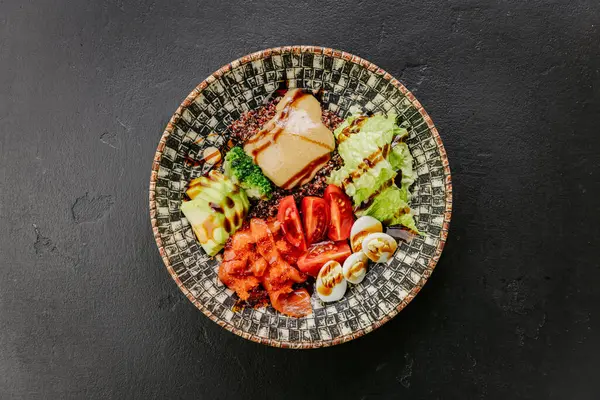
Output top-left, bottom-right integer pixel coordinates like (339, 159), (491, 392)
(150, 47), (451, 348)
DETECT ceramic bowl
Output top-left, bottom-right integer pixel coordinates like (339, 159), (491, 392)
(149, 46), (452, 348)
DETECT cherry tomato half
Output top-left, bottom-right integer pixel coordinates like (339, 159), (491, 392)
(297, 240), (352, 277)
(277, 196), (307, 251)
(301, 197), (330, 246)
(324, 184), (354, 241)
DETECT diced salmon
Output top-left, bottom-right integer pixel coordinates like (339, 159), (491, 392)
(218, 260), (260, 301)
(230, 228), (254, 252)
(218, 227), (260, 300)
(269, 287), (312, 317)
(267, 218), (282, 237)
(219, 259), (246, 275)
(276, 239), (304, 265)
(222, 247), (237, 262)
(249, 253), (268, 277)
(262, 258), (306, 295)
(250, 218), (280, 265)
(219, 218), (312, 317)
(224, 275), (261, 301)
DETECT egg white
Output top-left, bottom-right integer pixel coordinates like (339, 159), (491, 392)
(361, 232), (398, 263)
(316, 260), (347, 302)
(342, 252), (369, 284)
(350, 216), (383, 252)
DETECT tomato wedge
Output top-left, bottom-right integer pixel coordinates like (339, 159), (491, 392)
(277, 196), (307, 251)
(324, 184), (354, 241)
(301, 197), (330, 245)
(297, 240), (352, 277)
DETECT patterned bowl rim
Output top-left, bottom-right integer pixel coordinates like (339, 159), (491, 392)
(149, 45), (453, 349)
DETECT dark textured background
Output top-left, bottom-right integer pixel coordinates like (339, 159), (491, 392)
(1, 0), (599, 399)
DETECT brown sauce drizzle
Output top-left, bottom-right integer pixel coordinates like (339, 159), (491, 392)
(354, 177), (395, 212)
(209, 202), (224, 213)
(317, 263), (344, 296)
(184, 156), (204, 168)
(225, 196), (235, 209)
(248, 141), (271, 162)
(201, 216), (219, 241)
(281, 153), (330, 190)
(337, 115), (368, 144)
(342, 144), (390, 187)
(223, 218), (232, 234)
(184, 144), (227, 169)
(382, 143), (391, 159)
(292, 135), (335, 151)
(232, 211), (241, 228)
(351, 224), (383, 251)
(347, 260), (366, 277)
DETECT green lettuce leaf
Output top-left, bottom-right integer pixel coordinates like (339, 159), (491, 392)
(334, 114), (401, 166)
(388, 142), (416, 201)
(356, 186), (420, 232)
(328, 114), (421, 233)
(351, 164), (397, 205)
(329, 114), (400, 204)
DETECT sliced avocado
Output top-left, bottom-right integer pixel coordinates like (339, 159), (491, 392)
(180, 171), (249, 256)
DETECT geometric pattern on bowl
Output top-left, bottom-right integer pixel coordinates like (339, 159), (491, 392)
(149, 46), (452, 348)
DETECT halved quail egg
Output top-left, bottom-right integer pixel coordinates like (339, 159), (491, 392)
(316, 260), (347, 302)
(342, 252), (369, 284)
(362, 232), (398, 263)
(350, 216), (383, 252)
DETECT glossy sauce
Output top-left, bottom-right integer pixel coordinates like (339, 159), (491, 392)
(317, 262), (344, 296)
(281, 153), (331, 190)
(347, 260), (367, 279)
(232, 211), (241, 230)
(351, 224), (383, 252)
(364, 239), (394, 260)
(197, 216), (219, 242)
(337, 115), (368, 144)
(342, 144), (391, 187)
(354, 178), (394, 212)
(209, 202), (224, 214)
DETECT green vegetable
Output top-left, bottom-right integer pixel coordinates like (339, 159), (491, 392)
(333, 114), (404, 147)
(330, 162), (397, 206)
(388, 142), (416, 200)
(180, 171), (249, 256)
(356, 186), (420, 233)
(330, 114), (407, 205)
(328, 114), (420, 233)
(223, 146), (273, 200)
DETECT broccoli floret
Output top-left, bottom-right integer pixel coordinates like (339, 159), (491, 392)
(223, 146), (254, 181)
(223, 147), (273, 200)
(241, 170), (273, 199)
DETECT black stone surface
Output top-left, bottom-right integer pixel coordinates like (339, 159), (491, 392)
(1, 0), (599, 399)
